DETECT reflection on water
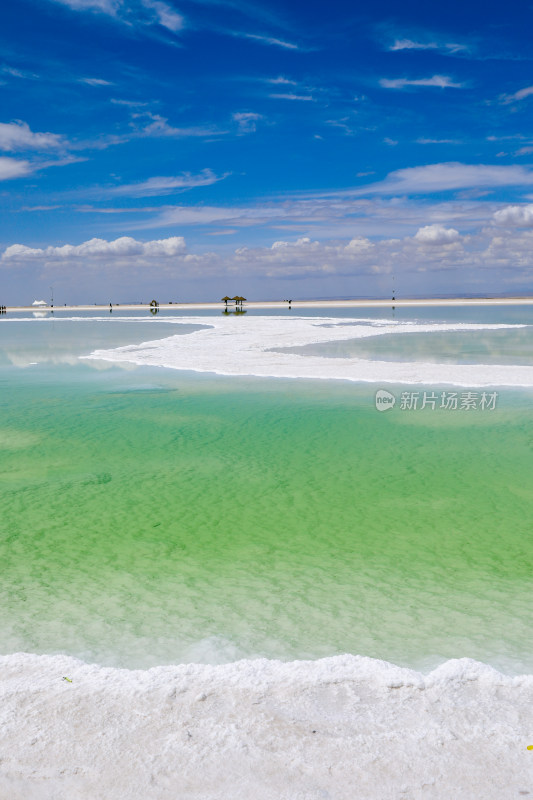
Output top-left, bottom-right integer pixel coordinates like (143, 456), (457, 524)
(0, 319), (207, 367)
(277, 327), (533, 366)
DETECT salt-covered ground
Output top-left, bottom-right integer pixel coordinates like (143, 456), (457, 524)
(1, 653), (532, 800)
(84, 315), (533, 386)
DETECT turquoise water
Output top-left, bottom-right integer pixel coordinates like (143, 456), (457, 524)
(1, 309), (533, 672)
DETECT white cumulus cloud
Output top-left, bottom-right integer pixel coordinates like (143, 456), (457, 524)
(6, 228), (533, 291)
(414, 224), (461, 245)
(0, 121), (65, 152)
(493, 204), (533, 227)
(2, 236), (186, 261)
(271, 237), (319, 250)
(0, 156), (33, 180)
(344, 236), (375, 252)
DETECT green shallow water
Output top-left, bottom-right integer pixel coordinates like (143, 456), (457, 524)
(1, 315), (533, 672)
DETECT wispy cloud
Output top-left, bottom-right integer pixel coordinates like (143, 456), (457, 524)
(240, 32), (298, 50)
(1, 65), (39, 79)
(136, 113), (227, 138)
(417, 138), (461, 145)
(232, 112), (263, 134)
(0, 153), (82, 182)
(325, 118), (354, 135)
(19, 205), (64, 212)
(269, 93), (315, 102)
(53, 172), (525, 243)
(47, 0), (185, 34)
(352, 163), (533, 196)
(80, 77), (114, 86)
(486, 134), (528, 141)
(102, 169), (230, 197)
(110, 98), (150, 107)
(266, 76), (298, 86)
(380, 75), (464, 90)
(50, 112), (229, 157)
(390, 38), (437, 51)
(120, 189), (491, 236)
(499, 85), (533, 104)
(389, 39), (469, 55)
(50, 0), (120, 13)
(38, 154), (86, 170)
(131, 204), (264, 227)
(141, 0), (184, 32)
(515, 146), (533, 156)
(76, 206), (161, 213)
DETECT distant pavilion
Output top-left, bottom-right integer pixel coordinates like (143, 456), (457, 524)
(221, 295), (246, 307)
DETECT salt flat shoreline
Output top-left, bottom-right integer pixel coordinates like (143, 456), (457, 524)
(84, 315), (533, 387)
(7, 295), (533, 312)
(1, 652), (532, 800)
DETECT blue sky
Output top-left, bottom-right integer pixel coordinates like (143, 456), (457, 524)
(2, 0), (533, 302)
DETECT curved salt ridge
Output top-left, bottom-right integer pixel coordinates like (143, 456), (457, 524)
(84, 315), (533, 387)
(1, 653), (532, 799)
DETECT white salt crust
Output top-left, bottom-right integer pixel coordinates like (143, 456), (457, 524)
(1, 653), (532, 799)
(82, 315), (533, 387)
